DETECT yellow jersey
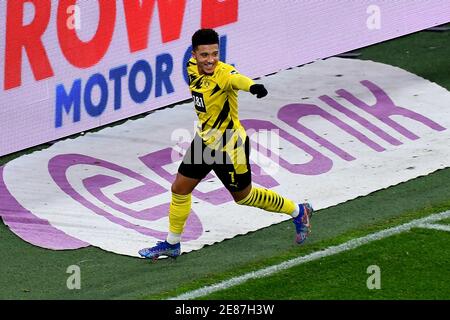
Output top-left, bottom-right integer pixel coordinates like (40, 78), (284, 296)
(187, 58), (254, 151)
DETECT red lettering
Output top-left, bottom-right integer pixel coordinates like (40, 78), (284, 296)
(123, 0), (186, 53)
(3, 0), (239, 90)
(123, 0), (156, 52)
(201, 0), (238, 29)
(158, 0), (186, 43)
(57, 0), (116, 68)
(4, 0), (53, 90)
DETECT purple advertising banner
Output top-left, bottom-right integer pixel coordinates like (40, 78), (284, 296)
(1, 0), (449, 156)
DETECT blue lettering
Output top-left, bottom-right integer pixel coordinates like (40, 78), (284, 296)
(84, 73), (108, 117)
(56, 47), (215, 127)
(129, 60), (152, 104)
(55, 79), (81, 128)
(155, 53), (174, 97)
(182, 44), (193, 85)
(109, 65), (127, 110)
(219, 35), (227, 63)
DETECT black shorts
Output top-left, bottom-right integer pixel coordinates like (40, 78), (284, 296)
(178, 135), (251, 192)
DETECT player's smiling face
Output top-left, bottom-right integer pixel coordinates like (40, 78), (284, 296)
(192, 44), (219, 75)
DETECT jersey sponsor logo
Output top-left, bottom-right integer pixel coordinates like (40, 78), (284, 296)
(192, 91), (207, 113)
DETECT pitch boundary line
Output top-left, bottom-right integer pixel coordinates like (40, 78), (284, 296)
(419, 223), (450, 232)
(169, 210), (450, 300)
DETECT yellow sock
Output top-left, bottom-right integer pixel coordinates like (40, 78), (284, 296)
(237, 187), (296, 215)
(168, 192), (192, 235)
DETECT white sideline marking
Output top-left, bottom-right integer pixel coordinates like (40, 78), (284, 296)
(169, 210), (450, 300)
(419, 223), (450, 232)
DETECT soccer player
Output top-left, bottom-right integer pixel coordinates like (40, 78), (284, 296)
(138, 29), (313, 260)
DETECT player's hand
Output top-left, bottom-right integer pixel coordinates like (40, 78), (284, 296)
(250, 84), (268, 98)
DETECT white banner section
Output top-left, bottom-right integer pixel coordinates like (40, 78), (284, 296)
(1, 58), (449, 257)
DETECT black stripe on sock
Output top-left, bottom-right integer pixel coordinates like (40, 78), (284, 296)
(268, 194), (274, 207)
(243, 190), (256, 205)
(256, 189), (263, 204)
(274, 195), (281, 210)
(241, 195), (253, 206)
(278, 198), (285, 211)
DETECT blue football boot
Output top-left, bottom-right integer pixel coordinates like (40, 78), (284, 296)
(293, 203), (313, 244)
(139, 241), (181, 260)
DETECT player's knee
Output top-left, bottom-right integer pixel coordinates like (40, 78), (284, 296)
(232, 185), (252, 203)
(171, 183), (184, 195)
(171, 182), (192, 195)
(233, 195), (242, 204)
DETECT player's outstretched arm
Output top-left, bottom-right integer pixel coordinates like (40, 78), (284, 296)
(229, 72), (268, 98)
